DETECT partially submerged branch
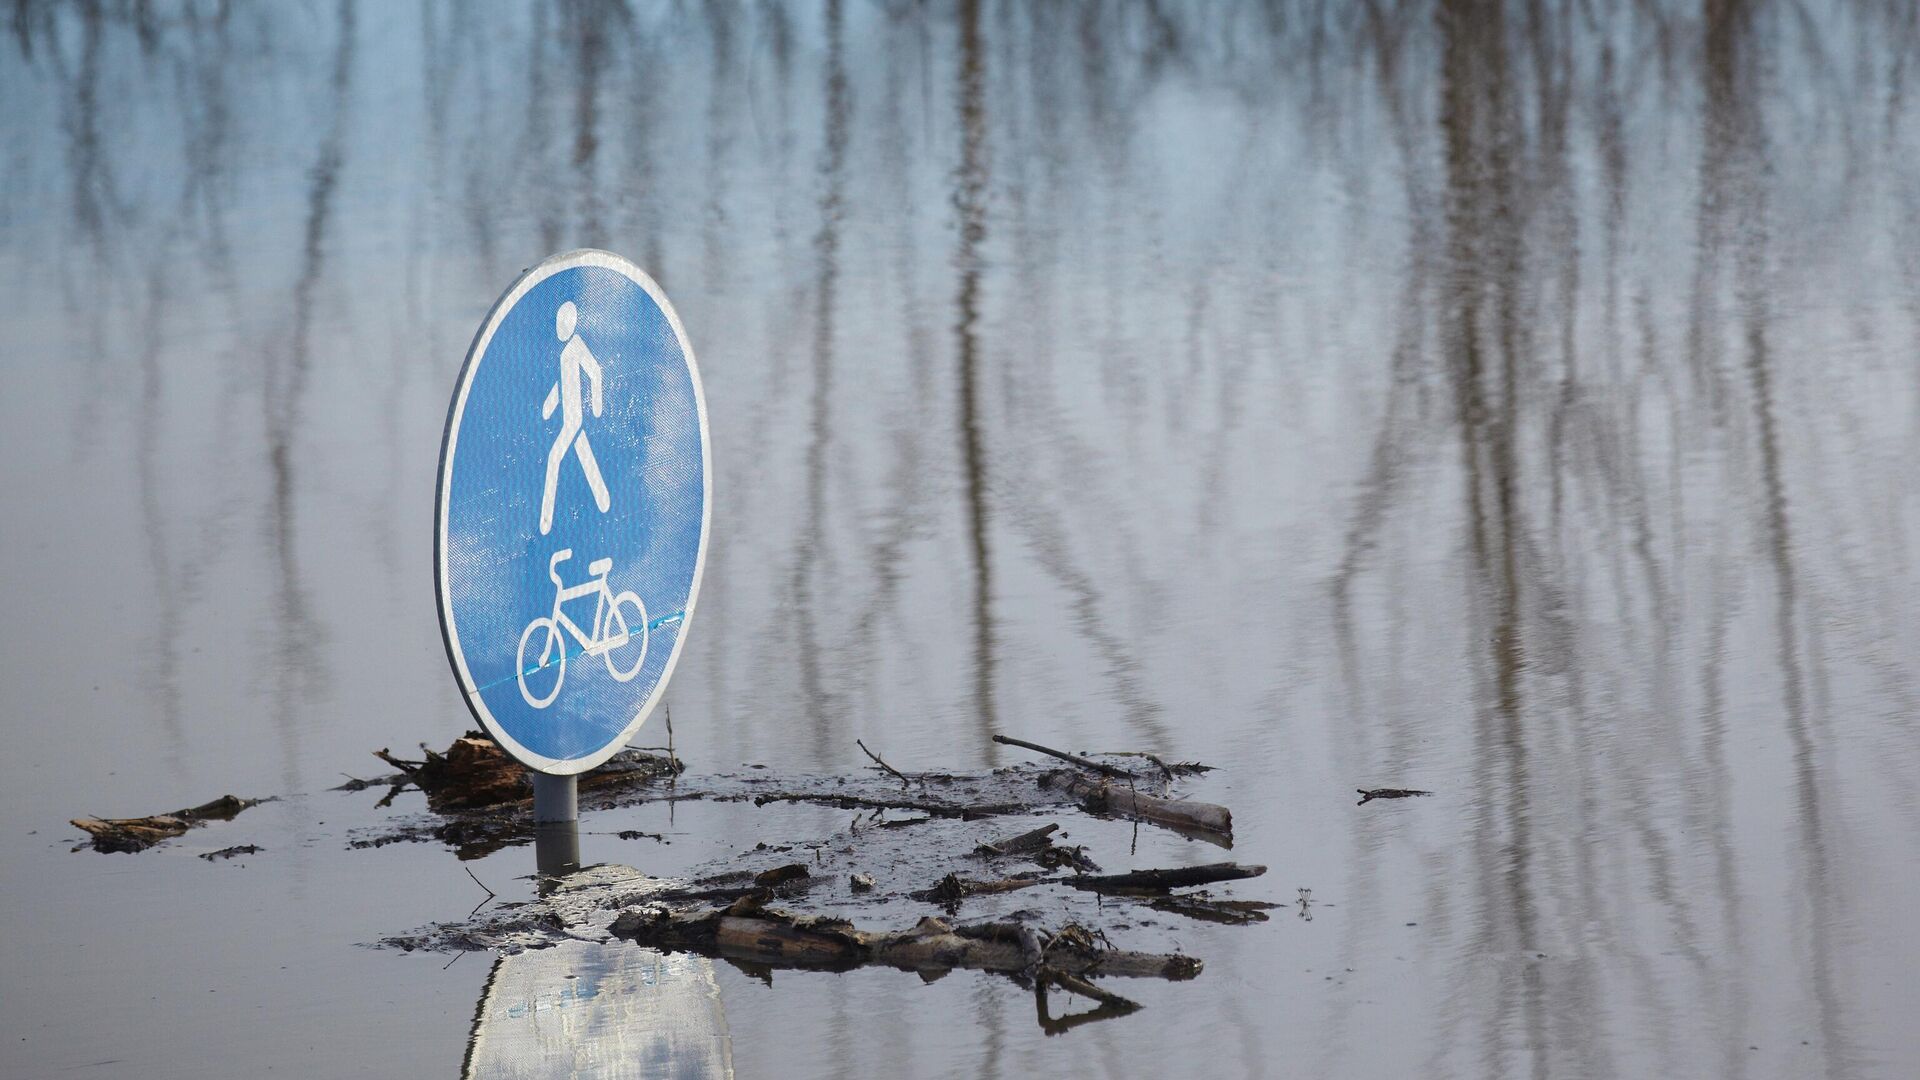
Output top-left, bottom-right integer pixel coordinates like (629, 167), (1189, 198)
(992, 735), (1134, 779)
(1356, 788), (1431, 805)
(1046, 771), (1232, 838)
(857, 738), (916, 788)
(611, 898), (1202, 983)
(1068, 862), (1265, 895)
(71, 795), (260, 854)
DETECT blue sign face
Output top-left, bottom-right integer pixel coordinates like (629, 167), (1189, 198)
(436, 250), (710, 774)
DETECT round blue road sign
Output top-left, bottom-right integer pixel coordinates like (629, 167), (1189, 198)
(436, 250), (710, 774)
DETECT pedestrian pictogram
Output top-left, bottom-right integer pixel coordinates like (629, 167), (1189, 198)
(540, 300), (612, 536)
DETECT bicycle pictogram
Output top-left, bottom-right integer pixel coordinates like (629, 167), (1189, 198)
(516, 548), (650, 708)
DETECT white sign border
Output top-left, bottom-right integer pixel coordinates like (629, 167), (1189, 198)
(434, 249), (712, 776)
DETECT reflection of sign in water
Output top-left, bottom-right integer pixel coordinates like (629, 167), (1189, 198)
(436, 249), (710, 774)
(464, 940), (733, 1079)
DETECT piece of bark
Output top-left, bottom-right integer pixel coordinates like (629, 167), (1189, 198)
(975, 822), (1059, 857)
(1049, 772), (1232, 836)
(754, 864), (810, 887)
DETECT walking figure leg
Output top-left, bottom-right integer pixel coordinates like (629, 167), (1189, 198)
(573, 434), (612, 514)
(540, 428), (572, 535)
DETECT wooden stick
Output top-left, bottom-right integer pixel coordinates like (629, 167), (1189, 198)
(1067, 862), (1265, 894)
(1046, 969), (1140, 1009)
(976, 822), (1059, 856)
(992, 735), (1134, 778)
(857, 738), (914, 788)
(751, 791), (1020, 819)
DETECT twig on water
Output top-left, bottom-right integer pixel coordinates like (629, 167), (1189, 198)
(665, 703), (680, 775)
(1356, 788), (1431, 805)
(991, 735), (1133, 779)
(858, 739), (916, 788)
(463, 864), (497, 918)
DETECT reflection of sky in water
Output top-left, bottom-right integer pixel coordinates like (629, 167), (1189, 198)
(0, 1), (1917, 1078)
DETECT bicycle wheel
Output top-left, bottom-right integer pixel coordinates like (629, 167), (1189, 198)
(602, 591), (650, 683)
(517, 617), (566, 708)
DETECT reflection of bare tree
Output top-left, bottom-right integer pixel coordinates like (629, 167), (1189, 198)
(792, 0), (849, 758)
(1704, 3), (1851, 1071)
(954, 0), (998, 757)
(701, 3), (734, 293)
(845, 5), (937, 665)
(560, 0), (628, 245)
(262, 0), (355, 791)
(1433, 9), (1551, 1076)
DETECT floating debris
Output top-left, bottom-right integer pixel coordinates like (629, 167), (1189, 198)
(1149, 895), (1279, 925)
(610, 895), (1202, 984)
(1356, 788), (1432, 805)
(1044, 770), (1233, 838)
(199, 844), (264, 862)
(71, 795), (261, 854)
(374, 733), (681, 813)
(369, 734), (1268, 1030)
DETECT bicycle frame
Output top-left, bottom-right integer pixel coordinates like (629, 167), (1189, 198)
(548, 572), (628, 656)
(517, 549), (649, 709)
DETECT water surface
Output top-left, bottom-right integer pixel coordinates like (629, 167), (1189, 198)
(2, 2), (1918, 1077)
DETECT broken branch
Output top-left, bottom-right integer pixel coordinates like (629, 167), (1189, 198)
(1069, 862), (1265, 894)
(992, 735), (1134, 778)
(857, 738), (915, 788)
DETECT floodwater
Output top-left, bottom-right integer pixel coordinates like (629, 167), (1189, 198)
(2, 1), (1918, 1077)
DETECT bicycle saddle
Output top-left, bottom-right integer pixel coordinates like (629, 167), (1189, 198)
(588, 557), (613, 577)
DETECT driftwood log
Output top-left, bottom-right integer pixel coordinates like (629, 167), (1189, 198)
(1356, 787), (1432, 805)
(1046, 771), (1233, 836)
(71, 795), (259, 854)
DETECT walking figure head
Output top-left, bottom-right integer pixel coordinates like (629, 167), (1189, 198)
(556, 301), (578, 342)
